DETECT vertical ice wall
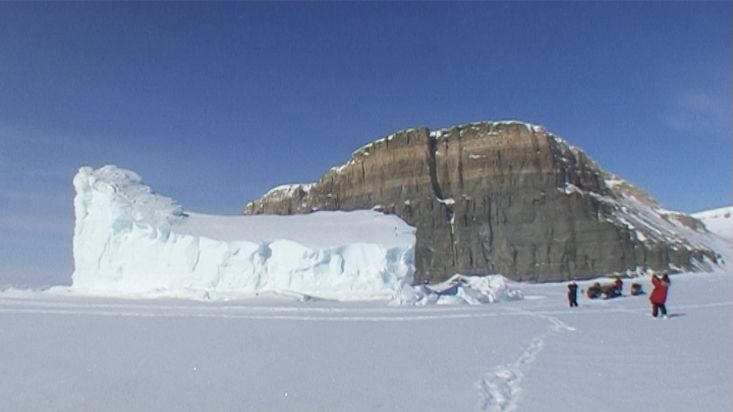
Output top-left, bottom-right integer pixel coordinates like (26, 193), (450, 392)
(71, 165), (416, 299)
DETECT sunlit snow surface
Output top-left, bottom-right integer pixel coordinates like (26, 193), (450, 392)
(71, 166), (416, 300)
(0, 269), (730, 411)
(694, 206), (733, 243)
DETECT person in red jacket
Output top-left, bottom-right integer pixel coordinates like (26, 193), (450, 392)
(649, 273), (671, 318)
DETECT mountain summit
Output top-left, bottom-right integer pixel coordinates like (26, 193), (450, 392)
(244, 121), (721, 283)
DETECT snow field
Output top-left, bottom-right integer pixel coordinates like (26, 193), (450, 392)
(0, 270), (730, 411)
(693, 206), (733, 243)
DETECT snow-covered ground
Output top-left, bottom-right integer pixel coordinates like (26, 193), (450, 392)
(694, 206), (733, 243)
(1, 267), (730, 412)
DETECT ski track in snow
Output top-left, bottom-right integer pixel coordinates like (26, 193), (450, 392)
(475, 299), (733, 411)
(0, 294), (730, 411)
(0, 296), (729, 322)
(477, 308), (576, 412)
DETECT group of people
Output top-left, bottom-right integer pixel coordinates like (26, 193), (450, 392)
(582, 277), (625, 300)
(566, 273), (671, 317)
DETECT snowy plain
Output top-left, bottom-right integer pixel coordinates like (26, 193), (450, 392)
(0, 269), (730, 412)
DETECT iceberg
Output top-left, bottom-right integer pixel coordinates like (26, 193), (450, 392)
(71, 165), (416, 300)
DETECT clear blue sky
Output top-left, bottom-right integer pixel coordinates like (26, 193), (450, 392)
(1, 2), (730, 287)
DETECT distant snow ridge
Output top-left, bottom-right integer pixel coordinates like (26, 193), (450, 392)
(693, 206), (733, 244)
(72, 165), (416, 301)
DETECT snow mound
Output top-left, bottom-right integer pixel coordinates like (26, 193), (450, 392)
(693, 206), (733, 243)
(393, 274), (523, 305)
(72, 165), (416, 301)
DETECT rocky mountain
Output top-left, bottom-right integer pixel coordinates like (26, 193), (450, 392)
(243, 121), (720, 283)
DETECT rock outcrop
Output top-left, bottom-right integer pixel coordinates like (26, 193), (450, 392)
(243, 121), (719, 283)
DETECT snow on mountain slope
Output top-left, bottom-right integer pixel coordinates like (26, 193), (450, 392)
(71, 165), (416, 300)
(694, 206), (733, 243)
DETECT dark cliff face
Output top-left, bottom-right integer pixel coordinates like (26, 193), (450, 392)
(243, 121), (718, 283)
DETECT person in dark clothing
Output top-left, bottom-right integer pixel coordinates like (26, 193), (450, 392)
(567, 282), (579, 307)
(586, 282), (602, 299)
(650, 273), (670, 317)
(613, 276), (623, 296)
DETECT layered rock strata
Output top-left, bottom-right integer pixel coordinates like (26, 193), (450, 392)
(244, 121), (719, 283)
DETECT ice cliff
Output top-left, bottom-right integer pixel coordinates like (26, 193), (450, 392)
(71, 165), (416, 300)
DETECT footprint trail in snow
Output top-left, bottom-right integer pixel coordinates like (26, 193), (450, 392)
(478, 309), (576, 412)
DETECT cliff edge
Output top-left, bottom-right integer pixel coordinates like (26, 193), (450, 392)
(244, 121), (720, 283)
